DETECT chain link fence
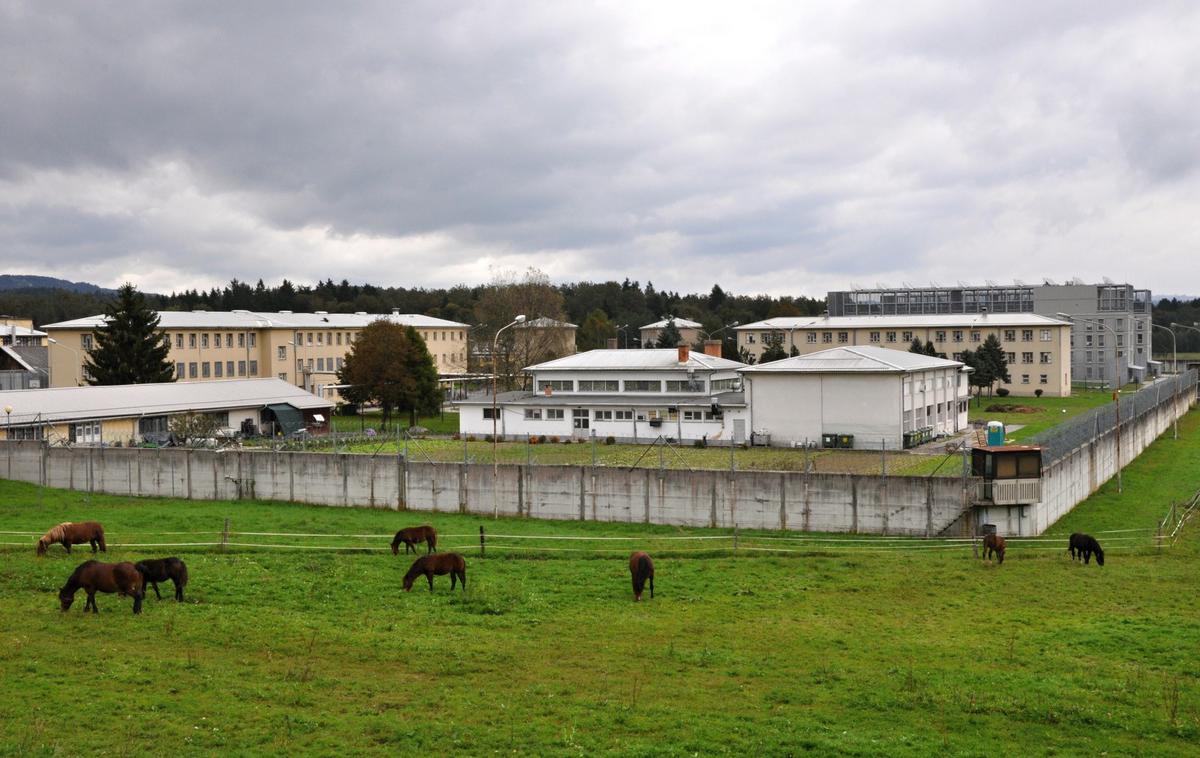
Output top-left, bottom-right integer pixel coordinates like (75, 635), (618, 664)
(1028, 371), (1197, 464)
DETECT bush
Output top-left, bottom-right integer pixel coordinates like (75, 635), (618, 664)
(483, 434), (494, 443)
(693, 438), (706, 448)
(1034, 389), (1044, 398)
(604, 436), (616, 446)
(452, 432), (461, 441)
(561, 437), (572, 444)
(996, 388), (1010, 397)
(549, 436), (560, 444)
(466, 435), (477, 442)
(528, 435), (540, 445)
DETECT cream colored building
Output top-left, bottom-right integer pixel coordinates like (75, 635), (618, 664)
(639, 317), (702, 348)
(42, 309), (470, 399)
(736, 313), (1072, 397)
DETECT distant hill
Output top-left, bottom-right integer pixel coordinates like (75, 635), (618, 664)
(0, 274), (112, 294)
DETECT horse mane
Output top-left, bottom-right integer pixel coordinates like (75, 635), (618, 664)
(63, 559), (100, 587)
(39, 522), (72, 546)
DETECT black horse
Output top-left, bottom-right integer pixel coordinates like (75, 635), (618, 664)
(1068, 533), (1104, 566)
(135, 557), (189, 601)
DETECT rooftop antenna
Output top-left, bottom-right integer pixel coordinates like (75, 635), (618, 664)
(901, 281), (913, 289)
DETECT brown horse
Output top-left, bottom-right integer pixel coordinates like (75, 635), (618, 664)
(630, 551), (655, 601)
(391, 525), (438, 555)
(402, 553), (466, 592)
(37, 521), (106, 556)
(135, 557), (189, 601)
(982, 534), (1006, 564)
(59, 560), (144, 614)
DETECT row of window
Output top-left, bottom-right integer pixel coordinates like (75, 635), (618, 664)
(993, 352), (1054, 365)
(538, 378), (726, 394)
(484, 407), (721, 427)
(175, 361), (259, 379)
(768, 328), (1058, 346)
(167, 332), (259, 350)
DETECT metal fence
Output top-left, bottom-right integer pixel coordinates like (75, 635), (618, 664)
(1028, 371), (1197, 464)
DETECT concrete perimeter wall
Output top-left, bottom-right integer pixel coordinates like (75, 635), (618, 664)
(1, 442), (972, 536)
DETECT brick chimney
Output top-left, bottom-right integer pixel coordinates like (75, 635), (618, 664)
(677, 342), (690, 364)
(606, 338), (618, 349)
(703, 340), (722, 357)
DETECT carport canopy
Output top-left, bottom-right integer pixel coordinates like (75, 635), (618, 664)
(266, 403), (305, 435)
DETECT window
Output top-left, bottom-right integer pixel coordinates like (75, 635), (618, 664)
(572, 409), (589, 429)
(538, 380), (574, 392)
(1040, 374), (1048, 385)
(482, 408), (497, 420)
(1021, 374), (1030, 384)
(624, 380), (660, 392)
(1116, 334), (1124, 346)
(278, 373), (288, 381)
(226, 361), (235, 376)
(822, 332), (832, 344)
(806, 333), (817, 343)
(1097, 335), (1105, 347)
(1040, 329), (1051, 341)
(297, 359), (304, 373)
(524, 409), (542, 420)
(278, 346), (287, 361)
(1022, 352), (1033, 364)
(226, 333), (233, 348)
(175, 334), (183, 348)
(665, 380), (702, 392)
(615, 410), (633, 420)
(1086, 351), (1093, 363)
(1003, 330), (1015, 342)
(935, 331), (946, 343)
(1006, 352), (1016, 364)
(869, 331), (881, 343)
(746, 334), (756, 344)
(711, 378), (738, 391)
(238, 360), (247, 377)
(325, 332), (332, 345)
(1136, 333), (1143, 345)
(336, 357), (343, 370)
(71, 421), (102, 444)
(238, 333), (246, 348)
(1022, 330), (1033, 341)
(1085, 335), (1093, 347)
(886, 331), (896, 343)
(902, 331), (913, 342)
(175, 362), (185, 378)
(189, 362), (198, 378)
(593, 410), (613, 421)
(317, 332), (324, 345)
(306, 333), (313, 345)
(249, 360), (258, 376)
(578, 380), (619, 392)
(317, 357), (325, 372)
(682, 410), (704, 421)
(547, 409), (564, 420)
(248, 334), (256, 348)
(201, 333), (209, 349)
(189, 333), (197, 348)
(336, 333), (342, 345)
(837, 331), (848, 343)
(970, 331), (981, 342)
(7, 426), (43, 441)
(952, 330), (963, 342)
(214, 361), (223, 377)
(1040, 352), (1052, 364)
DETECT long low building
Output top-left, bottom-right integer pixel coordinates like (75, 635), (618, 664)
(458, 345), (750, 444)
(736, 312), (1072, 397)
(0, 378), (332, 445)
(740, 346), (971, 450)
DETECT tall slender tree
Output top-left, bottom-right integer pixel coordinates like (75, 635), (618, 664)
(976, 334), (1011, 395)
(84, 283), (174, 385)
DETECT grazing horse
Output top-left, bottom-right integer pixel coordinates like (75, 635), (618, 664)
(59, 560), (144, 614)
(135, 557), (189, 601)
(629, 551), (655, 601)
(391, 525), (438, 556)
(37, 521), (106, 556)
(402, 553), (466, 592)
(982, 534), (1006, 564)
(1068, 533), (1105, 566)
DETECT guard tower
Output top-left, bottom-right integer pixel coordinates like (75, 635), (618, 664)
(970, 444), (1043, 536)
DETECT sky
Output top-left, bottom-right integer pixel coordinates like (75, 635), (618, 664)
(2, 1), (1199, 298)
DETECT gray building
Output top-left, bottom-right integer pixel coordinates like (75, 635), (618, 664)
(826, 281), (1153, 389)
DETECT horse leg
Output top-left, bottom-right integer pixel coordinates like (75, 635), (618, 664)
(451, 572), (457, 590)
(90, 539), (98, 553)
(427, 573), (434, 592)
(150, 582), (162, 600)
(649, 574), (654, 599)
(174, 579), (184, 602)
(459, 568), (466, 591)
(64, 542), (71, 554)
(87, 591), (98, 614)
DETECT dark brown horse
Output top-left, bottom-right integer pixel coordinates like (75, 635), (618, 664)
(402, 553), (466, 592)
(135, 557), (189, 601)
(630, 551), (654, 601)
(391, 525), (437, 555)
(37, 521), (106, 556)
(982, 534), (1006, 564)
(1068, 533), (1105, 566)
(59, 560), (144, 614)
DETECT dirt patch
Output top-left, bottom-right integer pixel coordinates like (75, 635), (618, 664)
(984, 404), (1044, 414)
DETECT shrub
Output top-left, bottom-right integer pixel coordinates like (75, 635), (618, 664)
(1034, 389), (1044, 398)
(549, 436), (560, 444)
(452, 432), (461, 441)
(996, 388), (1010, 397)
(561, 437), (572, 444)
(604, 436), (616, 446)
(466, 435), (477, 442)
(484, 434), (494, 443)
(528, 435), (540, 445)
(693, 438), (705, 448)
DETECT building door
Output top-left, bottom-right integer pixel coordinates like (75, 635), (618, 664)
(732, 419), (746, 444)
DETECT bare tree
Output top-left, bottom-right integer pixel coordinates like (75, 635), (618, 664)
(474, 267), (570, 389)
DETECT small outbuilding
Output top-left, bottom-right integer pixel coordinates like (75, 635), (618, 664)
(739, 346), (971, 450)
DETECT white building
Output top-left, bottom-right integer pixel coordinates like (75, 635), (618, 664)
(739, 346), (971, 450)
(458, 345), (749, 444)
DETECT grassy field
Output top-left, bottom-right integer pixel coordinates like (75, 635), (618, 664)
(965, 386), (1117, 442)
(2, 411), (1199, 756)
(329, 410), (459, 435)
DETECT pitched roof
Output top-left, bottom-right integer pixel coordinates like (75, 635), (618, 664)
(736, 313), (1070, 330)
(640, 317), (703, 330)
(527, 348), (744, 372)
(0, 324), (46, 337)
(740, 346), (965, 374)
(0, 378), (330, 426)
(514, 317), (578, 329)
(42, 310), (468, 330)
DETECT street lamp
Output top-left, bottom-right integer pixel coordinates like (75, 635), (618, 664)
(1153, 323), (1178, 376)
(492, 315), (526, 518)
(616, 324), (629, 349)
(1057, 313), (1122, 493)
(287, 340), (300, 388)
(3, 404), (11, 440)
(47, 338), (84, 386)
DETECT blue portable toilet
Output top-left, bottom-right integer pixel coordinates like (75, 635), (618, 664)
(986, 421), (1005, 446)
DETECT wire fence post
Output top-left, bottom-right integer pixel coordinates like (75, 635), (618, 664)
(591, 430), (597, 468)
(659, 442), (664, 473)
(479, 525), (486, 558)
(463, 433), (468, 464)
(881, 438), (886, 479)
(221, 517), (230, 552)
(733, 523), (739, 554)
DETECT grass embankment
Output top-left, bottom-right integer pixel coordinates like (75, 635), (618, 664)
(3, 412), (1198, 756)
(966, 387), (1116, 442)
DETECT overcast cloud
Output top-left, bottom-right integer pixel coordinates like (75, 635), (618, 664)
(2, 1), (1198, 297)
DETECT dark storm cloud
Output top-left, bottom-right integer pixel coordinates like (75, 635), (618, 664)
(2, 1), (1199, 296)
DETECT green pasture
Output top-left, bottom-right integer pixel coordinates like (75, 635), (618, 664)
(966, 386), (1118, 442)
(1, 411), (1199, 756)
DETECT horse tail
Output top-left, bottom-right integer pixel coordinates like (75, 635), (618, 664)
(637, 554), (652, 581)
(96, 526), (107, 552)
(177, 560), (189, 588)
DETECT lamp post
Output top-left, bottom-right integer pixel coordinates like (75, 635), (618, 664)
(47, 338), (84, 386)
(1058, 313), (1122, 493)
(492, 315), (526, 518)
(287, 340), (299, 388)
(1153, 323), (1180, 440)
(616, 324), (629, 349)
(4, 404), (11, 440)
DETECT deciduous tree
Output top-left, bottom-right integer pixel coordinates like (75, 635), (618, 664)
(337, 320), (442, 429)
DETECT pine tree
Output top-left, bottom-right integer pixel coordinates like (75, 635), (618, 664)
(655, 318), (683, 348)
(924, 340), (939, 357)
(976, 334), (1010, 395)
(760, 343), (788, 363)
(84, 283), (174, 386)
(909, 338), (925, 354)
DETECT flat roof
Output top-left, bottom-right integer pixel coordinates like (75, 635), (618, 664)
(527, 348), (745, 372)
(740, 346), (965, 374)
(0, 378), (331, 426)
(737, 313), (1071, 330)
(42, 311), (468, 330)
